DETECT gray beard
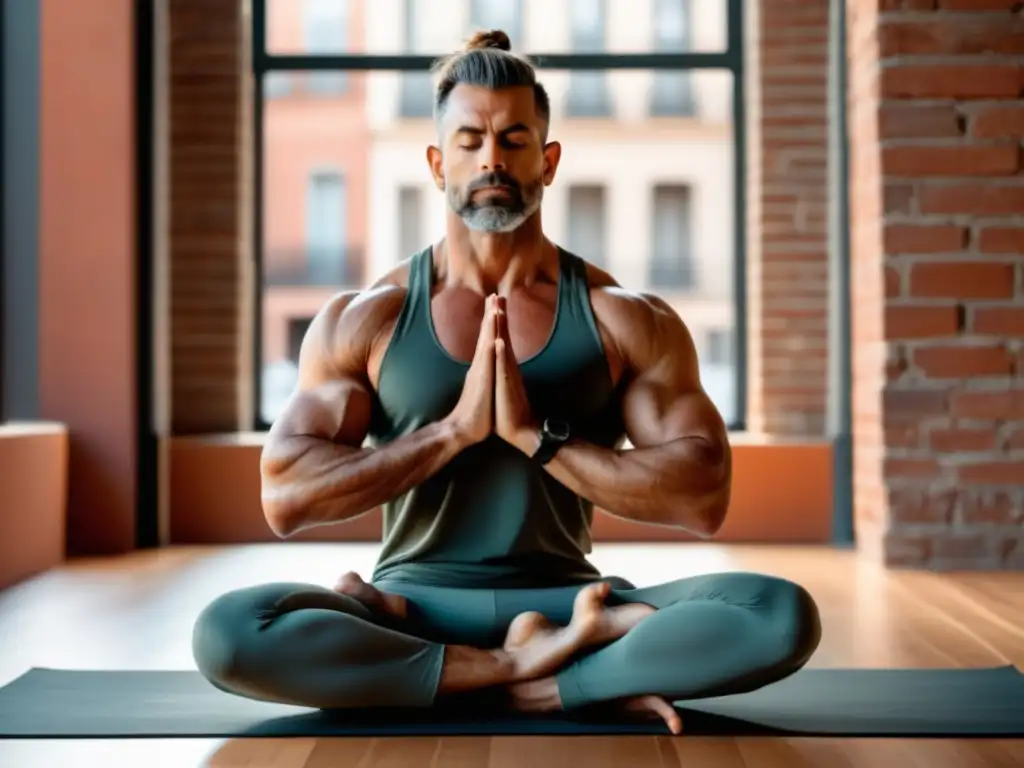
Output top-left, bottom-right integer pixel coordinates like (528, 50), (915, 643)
(458, 197), (541, 233)
(449, 183), (543, 233)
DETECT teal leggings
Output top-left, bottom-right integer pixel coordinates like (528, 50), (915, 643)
(192, 571), (821, 711)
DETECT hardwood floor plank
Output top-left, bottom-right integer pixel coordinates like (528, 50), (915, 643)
(489, 735), (672, 768)
(670, 737), (749, 766)
(204, 737), (318, 767)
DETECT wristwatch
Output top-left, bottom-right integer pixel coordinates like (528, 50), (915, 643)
(532, 418), (571, 465)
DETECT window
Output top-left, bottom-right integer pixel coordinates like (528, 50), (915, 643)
(706, 328), (732, 366)
(398, 186), (424, 262)
(469, 0), (523, 43)
(306, 171), (348, 285)
(650, 185), (696, 289)
(567, 0), (611, 118)
(566, 185), (607, 268)
(255, 0), (744, 429)
(400, 0), (434, 118)
(651, 0), (696, 116)
(303, 0), (349, 94)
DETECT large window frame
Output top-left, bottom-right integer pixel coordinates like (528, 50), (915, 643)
(250, 0), (747, 431)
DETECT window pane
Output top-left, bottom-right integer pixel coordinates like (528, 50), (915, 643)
(397, 185), (425, 262)
(259, 66), (736, 426)
(470, 0), (524, 43)
(566, 185), (607, 268)
(264, 0), (727, 55)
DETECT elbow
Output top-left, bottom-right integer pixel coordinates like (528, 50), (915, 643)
(694, 494), (729, 538)
(699, 441), (731, 537)
(263, 501), (300, 539)
(682, 453), (731, 538)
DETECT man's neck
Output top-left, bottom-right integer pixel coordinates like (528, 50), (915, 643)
(440, 213), (557, 295)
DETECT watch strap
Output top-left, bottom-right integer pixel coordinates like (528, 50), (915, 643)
(532, 421), (568, 465)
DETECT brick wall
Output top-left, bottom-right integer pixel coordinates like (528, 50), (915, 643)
(168, 0), (251, 433)
(746, 0), (831, 436)
(849, 0), (1024, 569)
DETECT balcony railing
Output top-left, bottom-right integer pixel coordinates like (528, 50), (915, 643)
(263, 248), (364, 288)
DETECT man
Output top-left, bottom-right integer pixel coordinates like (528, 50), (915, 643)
(192, 30), (821, 733)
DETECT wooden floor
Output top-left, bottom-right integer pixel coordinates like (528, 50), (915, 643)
(0, 543), (1021, 767)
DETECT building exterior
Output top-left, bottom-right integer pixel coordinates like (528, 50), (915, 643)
(261, 0), (737, 425)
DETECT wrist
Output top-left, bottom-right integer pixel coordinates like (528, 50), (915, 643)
(513, 424), (541, 457)
(439, 417), (475, 454)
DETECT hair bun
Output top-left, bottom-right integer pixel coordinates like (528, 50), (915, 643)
(466, 29), (511, 51)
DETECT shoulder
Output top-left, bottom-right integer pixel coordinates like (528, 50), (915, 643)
(298, 260), (414, 382)
(584, 265), (697, 375)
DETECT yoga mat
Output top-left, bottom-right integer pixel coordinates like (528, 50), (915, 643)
(0, 666), (1022, 738)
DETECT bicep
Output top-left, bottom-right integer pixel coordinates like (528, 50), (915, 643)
(266, 294), (374, 454)
(620, 300), (728, 451)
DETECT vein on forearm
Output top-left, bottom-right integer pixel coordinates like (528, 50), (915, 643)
(261, 421), (463, 533)
(545, 435), (730, 531)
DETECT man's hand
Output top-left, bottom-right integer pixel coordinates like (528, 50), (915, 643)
(445, 294), (499, 447)
(493, 297), (539, 456)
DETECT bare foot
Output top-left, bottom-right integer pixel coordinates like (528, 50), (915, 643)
(619, 695), (684, 734)
(570, 581), (656, 648)
(502, 582), (655, 684)
(333, 571), (408, 619)
(502, 609), (582, 682)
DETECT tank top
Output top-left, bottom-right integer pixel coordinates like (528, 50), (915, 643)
(367, 245), (626, 588)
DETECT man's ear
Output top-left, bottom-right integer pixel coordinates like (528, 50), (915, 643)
(426, 146), (445, 191)
(542, 141), (562, 186)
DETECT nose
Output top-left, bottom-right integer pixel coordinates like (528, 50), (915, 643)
(480, 137), (507, 172)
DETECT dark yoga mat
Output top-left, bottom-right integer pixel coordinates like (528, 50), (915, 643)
(0, 666), (1022, 738)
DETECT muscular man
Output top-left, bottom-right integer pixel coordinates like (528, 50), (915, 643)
(192, 30), (821, 733)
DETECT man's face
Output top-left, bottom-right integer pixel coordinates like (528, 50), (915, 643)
(429, 84), (560, 233)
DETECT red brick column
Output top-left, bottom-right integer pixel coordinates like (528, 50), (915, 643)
(168, 0), (252, 433)
(849, 0), (1024, 568)
(746, 0), (832, 436)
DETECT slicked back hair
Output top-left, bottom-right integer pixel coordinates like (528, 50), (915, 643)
(432, 30), (551, 140)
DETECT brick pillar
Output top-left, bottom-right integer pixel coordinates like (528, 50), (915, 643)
(746, 0), (831, 436)
(168, 0), (252, 434)
(849, 0), (1024, 569)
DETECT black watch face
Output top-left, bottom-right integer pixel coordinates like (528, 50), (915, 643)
(545, 419), (571, 441)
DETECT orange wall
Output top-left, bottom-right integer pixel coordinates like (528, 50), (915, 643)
(38, 0), (137, 554)
(168, 434), (834, 544)
(0, 425), (68, 588)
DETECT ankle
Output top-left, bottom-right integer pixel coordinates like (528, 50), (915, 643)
(437, 645), (518, 695)
(508, 675), (563, 712)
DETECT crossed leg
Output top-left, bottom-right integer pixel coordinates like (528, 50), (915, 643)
(192, 570), (820, 732)
(507, 571), (822, 731)
(191, 576), (628, 710)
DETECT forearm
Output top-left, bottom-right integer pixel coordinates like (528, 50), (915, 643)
(540, 436), (731, 535)
(261, 419), (467, 536)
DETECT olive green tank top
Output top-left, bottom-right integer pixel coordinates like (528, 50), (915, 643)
(367, 246), (626, 588)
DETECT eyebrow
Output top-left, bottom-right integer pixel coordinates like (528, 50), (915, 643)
(455, 122), (531, 138)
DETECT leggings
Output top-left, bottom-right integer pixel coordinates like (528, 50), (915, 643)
(191, 571), (821, 711)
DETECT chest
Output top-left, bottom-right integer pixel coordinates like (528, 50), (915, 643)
(368, 284), (625, 443)
(430, 285), (558, 364)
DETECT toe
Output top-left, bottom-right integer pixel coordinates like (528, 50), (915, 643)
(335, 571), (365, 590)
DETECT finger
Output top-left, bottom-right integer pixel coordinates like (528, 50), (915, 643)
(473, 296), (497, 360)
(496, 297), (511, 343)
(495, 338), (507, 379)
